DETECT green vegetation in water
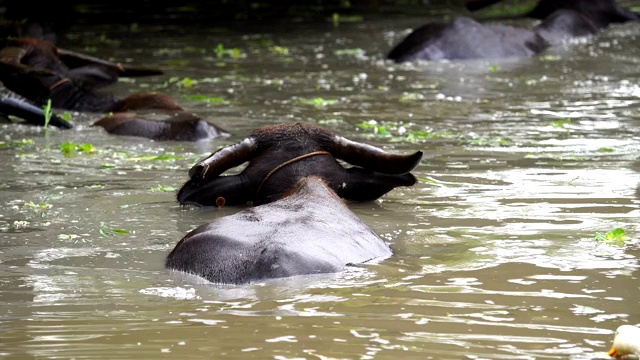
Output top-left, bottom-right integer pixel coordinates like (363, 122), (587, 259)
(180, 77), (196, 88)
(0, 138), (35, 149)
(334, 48), (365, 57)
(295, 97), (339, 107)
(99, 222), (132, 237)
(186, 95), (230, 105)
(214, 43), (243, 59)
(58, 233), (80, 241)
(330, 13), (363, 26)
(358, 121), (390, 136)
(549, 118), (571, 128)
(549, 118), (572, 137)
(489, 65), (498, 72)
(43, 99), (53, 129)
(400, 92), (425, 102)
(595, 228), (631, 246)
(151, 184), (176, 193)
(357, 120), (463, 143)
(597, 147), (615, 153)
(126, 154), (184, 161)
(269, 46), (289, 55)
(22, 200), (52, 219)
(60, 142), (96, 155)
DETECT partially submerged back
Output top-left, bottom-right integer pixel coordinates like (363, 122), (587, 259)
(166, 176), (392, 284)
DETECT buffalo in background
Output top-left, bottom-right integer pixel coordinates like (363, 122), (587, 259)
(0, 38), (229, 141)
(388, 0), (640, 63)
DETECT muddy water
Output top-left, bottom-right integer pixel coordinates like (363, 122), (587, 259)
(1, 4), (639, 359)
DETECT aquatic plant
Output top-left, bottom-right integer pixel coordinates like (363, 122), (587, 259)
(595, 228), (631, 246)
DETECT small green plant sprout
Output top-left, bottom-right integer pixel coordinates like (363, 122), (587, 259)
(150, 184), (176, 193)
(489, 64), (498, 72)
(99, 222), (132, 237)
(595, 228), (631, 246)
(43, 99), (53, 129)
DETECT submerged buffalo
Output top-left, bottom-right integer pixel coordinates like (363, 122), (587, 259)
(388, 0), (639, 63)
(466, 0), (640, 26)
(0, 37), (164, 110)
(166, 176), (393, 284)
(0, 96), (72, 129)
(0, 37), (228, 141)
(178, 122), (423, 206)
(92, 110), (230, 142)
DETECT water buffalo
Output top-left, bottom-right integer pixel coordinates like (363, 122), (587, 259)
(388, 0), (639, 63)
(92, 110), (230, 142)
(177, 122), (423, 206)
(0, 37), (178, 113)
(0, 96), (72, 129)
(0, 37), (229, 141)
(167, 176), (393, 284)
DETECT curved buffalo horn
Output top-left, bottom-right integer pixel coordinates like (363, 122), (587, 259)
(331, 136), (423, 174)
(188, 137), (258, 181)
(57, 48), (164, 77)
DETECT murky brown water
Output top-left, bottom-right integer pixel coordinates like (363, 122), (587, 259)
(1, 3), (639, 359)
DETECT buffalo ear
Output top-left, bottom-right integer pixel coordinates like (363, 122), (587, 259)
(330, 136), (422, 174)
(188, 138), (258, 182)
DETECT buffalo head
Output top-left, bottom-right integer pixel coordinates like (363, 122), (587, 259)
(177, 122), (423, 206)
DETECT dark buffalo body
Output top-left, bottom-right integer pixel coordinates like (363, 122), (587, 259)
(166, 176), (393, 284)
(388, 0), (639, 63)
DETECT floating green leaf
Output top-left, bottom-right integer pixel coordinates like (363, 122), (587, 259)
(151, 184), (176, 193)
(99, 222), (132, 237)
(269, 46), (289, 55)
(334, 48), (365, 57)
(549, 118), (571, 128)
(187, 95), (229, 105)
(595, 228), (630, 246)
(0, 139), (35, 149)
(60, 142), (96, 155)
(597, 147), (614, 153)
(296, 97), (338, 107)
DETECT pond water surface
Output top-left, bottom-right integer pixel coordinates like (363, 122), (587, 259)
(1, 3), (639, 359)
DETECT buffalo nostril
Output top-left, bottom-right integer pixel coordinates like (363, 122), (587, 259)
(215, 197), (226, 207)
